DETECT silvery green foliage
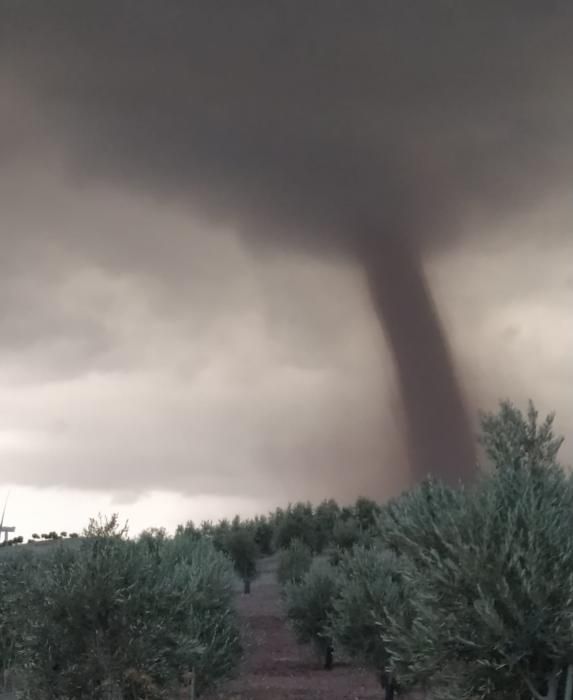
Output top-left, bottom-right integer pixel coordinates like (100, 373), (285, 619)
(277, 538), (313, 586)
(83, 512), (130, 539)
(479, 399), (565, 472)
(0, 549), (37, 685)
(330, 545), (409, 686)
(9, 534), (240, 699)
(274, 502), (319, 552)
(160, 534), (242, 694)
(381, 442), (573, 699)
(376, 476), (466, 566)
(367, 478), (466, 692)
(285, 559), (339, 662)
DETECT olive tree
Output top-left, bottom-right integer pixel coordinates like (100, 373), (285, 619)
(14, 533), (240, 698)
(285, 560), (339, 669)
(274, 502), (318, 552)
(277, 538), (313, 586)
(331, 545), (409, 699)
(225, 527), (258, 594)
(380, 402), (573, 700)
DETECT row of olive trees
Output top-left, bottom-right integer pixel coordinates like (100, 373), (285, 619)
(31, 530), (80, 540)
(0, 521), (241, 698)
(172, 493), (383, 596)
(0, 532), (81, 548)
(174, 494), (384, 590)
(1, 526), (96, 550)
(284, 401), (573, 700)
(179, 495), (382, 556)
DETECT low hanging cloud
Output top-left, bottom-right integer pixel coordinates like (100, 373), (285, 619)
(0, 2), (572, 512)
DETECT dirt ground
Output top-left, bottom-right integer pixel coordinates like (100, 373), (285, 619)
(204, 557), (400, 700)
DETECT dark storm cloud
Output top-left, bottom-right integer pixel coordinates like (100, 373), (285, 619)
(2, 1), (573, 483)
(4, 1), (572, 234)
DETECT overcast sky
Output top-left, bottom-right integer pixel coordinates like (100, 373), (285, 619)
(1, 2), (572, 537)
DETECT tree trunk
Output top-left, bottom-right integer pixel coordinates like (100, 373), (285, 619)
(523, 669), (561, 700)
(547, 672), (559, 700)
(243, 578), (251, 594)
(380, 671), (396, 700)
(324, 644), (333, 670)
(190, 668), (196, 700)
(564, 665), (573, 700)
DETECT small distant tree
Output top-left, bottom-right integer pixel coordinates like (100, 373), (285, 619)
(138, 528), (169, 558)
(200, 520), (215, 537)
(32, 533), (40, 540)
(252, 516), (274, 555)
(277, 539), (313, 586)
(314, 499), (341, 551)
(286, 560), (340, 670)
(225, 528), (258, 594)
(354, 497), (381, 530)
(139, 527), (167, 541)
(274, 502), (318, 552)
(83, 513), (129, 539)
(332, 517), (361, 551)
(175, 520), (203, 541)
(211, 519), (232, 553)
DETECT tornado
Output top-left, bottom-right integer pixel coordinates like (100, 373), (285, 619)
(2, 1), (572, 493)
(362, 236), (475, 483)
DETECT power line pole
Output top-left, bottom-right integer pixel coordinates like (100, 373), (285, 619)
(0, 493), (15, 543)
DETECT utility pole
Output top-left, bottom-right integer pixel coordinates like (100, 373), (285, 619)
(0, 493), (15, 543)
(0, 526), (15, 543)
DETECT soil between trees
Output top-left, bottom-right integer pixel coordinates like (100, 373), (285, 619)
(204, 556), (418, 700)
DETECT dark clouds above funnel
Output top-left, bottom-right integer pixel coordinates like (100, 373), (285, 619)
(4, 1), (573, 241)
(2, 1), (573, 484)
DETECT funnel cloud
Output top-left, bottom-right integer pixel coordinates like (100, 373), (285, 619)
(1, 1), (573, 506)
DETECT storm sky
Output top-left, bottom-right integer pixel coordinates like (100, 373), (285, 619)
(1, 1), (572, 536)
